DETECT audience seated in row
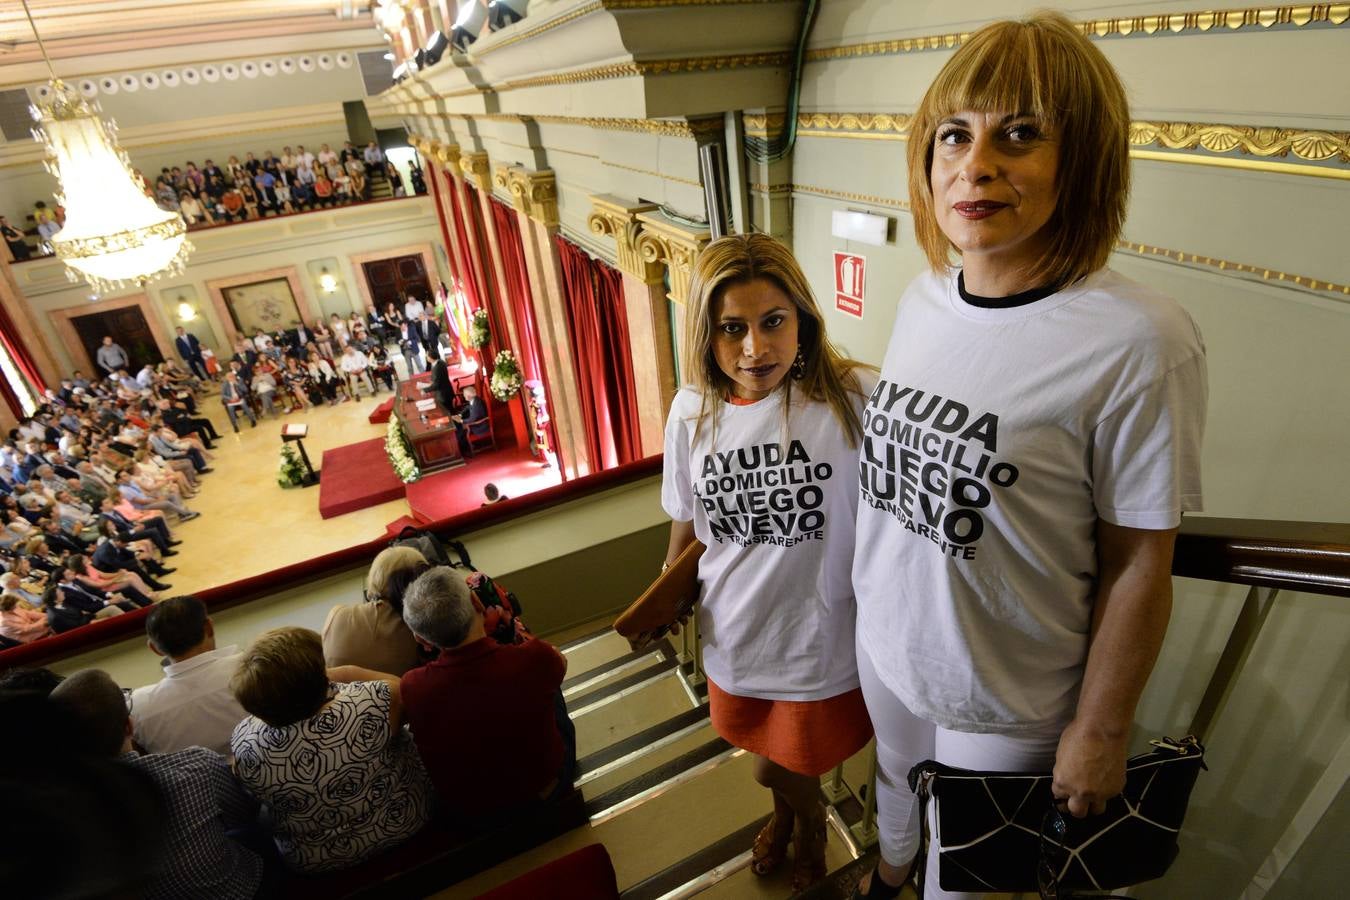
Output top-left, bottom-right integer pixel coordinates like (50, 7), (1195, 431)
(0, 353), (219, 647)
(1, 551), (577, 886)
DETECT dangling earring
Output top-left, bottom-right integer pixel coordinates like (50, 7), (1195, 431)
(791, 345), (806, 380)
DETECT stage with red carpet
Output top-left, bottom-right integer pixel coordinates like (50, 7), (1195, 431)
(404, 447), (560, 523)
(318, 438), (407, 519)
(317, 437), (561, 523)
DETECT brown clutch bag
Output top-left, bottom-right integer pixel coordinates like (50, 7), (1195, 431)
(613, 539), (705, 650)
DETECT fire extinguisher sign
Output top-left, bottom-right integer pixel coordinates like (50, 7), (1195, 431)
(833, 252), (865, 319)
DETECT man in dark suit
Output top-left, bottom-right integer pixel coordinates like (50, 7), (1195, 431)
(453, 384), (491, 458)
(399, 320), (425, 375)
(92, 536), (172, 588)
(415, 312), (441, 360)
(159, 400), (218, 447)
(290, 321), (315, 356)
(174, 327), (209, 381)
(229, 341), (258, 382)
(100, 498), (177, 554)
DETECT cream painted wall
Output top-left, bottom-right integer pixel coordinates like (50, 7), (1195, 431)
(11, 196), (448, 368)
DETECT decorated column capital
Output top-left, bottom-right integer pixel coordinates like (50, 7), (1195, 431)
(434, 142), (461, 170)
(458, 151), (492, 191)
(587, 194), (662, 284)
(495, 165), (560, 227)
(634, 210), (712, 305)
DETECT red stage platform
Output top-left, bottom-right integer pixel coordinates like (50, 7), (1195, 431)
(316, 439), (561, 523)
(317, 438), (407, 519)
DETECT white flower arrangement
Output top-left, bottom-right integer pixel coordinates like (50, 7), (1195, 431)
(385, 418), (421, 483)
(489, 349), (523, 402)
(467, 309), (491, 349)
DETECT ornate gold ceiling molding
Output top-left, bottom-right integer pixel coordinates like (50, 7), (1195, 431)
(746, 113), (1350, 178)
(807, 4), (1350, 61)
(588, 195), (664, 284)
(1130, 121), (1350, 163)
(634, 211), (712, 304)
(1115, 240), (1350, 296)
(442, 111), (721, 139)
(492, 51), (790, 92)
(474, 0), (790, 57)
(762, 182), (909, 210)
(744, 112), (911, 140)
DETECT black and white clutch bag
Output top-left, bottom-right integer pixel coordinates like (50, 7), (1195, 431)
(907, 735), (1207, 898)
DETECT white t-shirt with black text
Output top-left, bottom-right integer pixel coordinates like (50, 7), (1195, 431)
(663, 377), (874, 701)
(853, 268), (1207, 733)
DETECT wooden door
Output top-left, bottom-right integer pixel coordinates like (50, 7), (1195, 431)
(71, 307), (163, 373)
(362, 254), (432, 312)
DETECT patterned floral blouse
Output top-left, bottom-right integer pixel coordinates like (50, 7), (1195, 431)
(231, 680), (433, 872)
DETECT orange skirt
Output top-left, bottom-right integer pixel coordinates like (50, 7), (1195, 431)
(707, 678), (873, 777)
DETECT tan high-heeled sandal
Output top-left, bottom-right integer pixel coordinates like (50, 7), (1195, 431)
(750, 811), (794, 876)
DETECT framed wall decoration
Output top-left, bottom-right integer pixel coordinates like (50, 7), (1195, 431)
(221, 277), (303, 335)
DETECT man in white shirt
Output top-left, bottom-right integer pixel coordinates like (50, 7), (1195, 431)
(363, 141), (384, 166)
(403, 293), (426, 323)
(338, 344), (374, 398)
(317, 143), (338, 167)
(130, 595), (247, 756)
(295, 144), (316, 170)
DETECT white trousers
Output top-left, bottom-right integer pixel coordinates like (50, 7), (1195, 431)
(857, 637), (1065, 900)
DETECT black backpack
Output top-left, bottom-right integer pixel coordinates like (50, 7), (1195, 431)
(387, 528), (524, 644)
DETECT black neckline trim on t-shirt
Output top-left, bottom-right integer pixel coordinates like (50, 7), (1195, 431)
(957, 271), (1059, 309)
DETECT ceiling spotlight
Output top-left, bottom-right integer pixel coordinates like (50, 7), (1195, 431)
(423, 30), (449, 66)
(450, 0), (487, 52)
(487, 0), (528, 30)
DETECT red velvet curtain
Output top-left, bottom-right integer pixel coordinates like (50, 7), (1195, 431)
(555, 237), (642, 469)
(0, 297), (44, 417)
(445, 175), (484, 314)
(489, 197), (563, 467)
(488, 198), (543, 383)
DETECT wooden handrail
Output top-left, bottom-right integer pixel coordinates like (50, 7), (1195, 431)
(1174, 517), (1350, 598)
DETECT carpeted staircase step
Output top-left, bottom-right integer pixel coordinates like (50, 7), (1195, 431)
(790, 849), (884, 900)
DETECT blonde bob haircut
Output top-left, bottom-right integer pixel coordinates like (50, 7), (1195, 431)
(231, 626), (329, 727)
(683, 233), (868, 445)
(365, 545), (427, 606)
(908, 12), (1131, 290)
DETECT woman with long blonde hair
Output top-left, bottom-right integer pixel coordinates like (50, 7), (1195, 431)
(662, 232), (875, 890)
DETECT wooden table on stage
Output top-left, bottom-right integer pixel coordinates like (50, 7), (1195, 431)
(394, 375), (465, 473)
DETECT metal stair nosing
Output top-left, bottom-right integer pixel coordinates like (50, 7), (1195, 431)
(574, 702), (711, 788)
(584, 736), (738, 825)
(561, 639), (675, 699)
(618, 812), (772, 900)
(566, 653), (681, 717)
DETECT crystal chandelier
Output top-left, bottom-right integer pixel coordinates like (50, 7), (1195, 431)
(22, 1), (190, 293)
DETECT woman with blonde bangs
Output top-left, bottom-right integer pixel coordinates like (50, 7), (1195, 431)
(663, 232), (875, 891)
(851, 15), (1207, 899)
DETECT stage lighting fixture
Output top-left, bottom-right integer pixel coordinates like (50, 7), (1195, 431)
(450, 0), (488, 52)
(423, 30), (449, 66)
(488, 0), (528, 30)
